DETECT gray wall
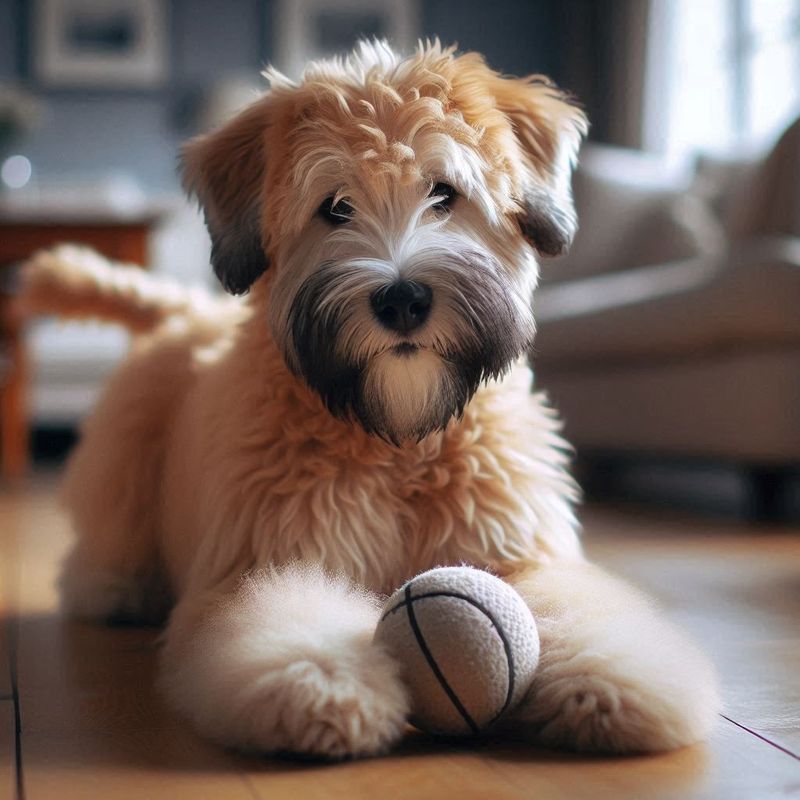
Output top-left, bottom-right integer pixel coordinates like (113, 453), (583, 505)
(1, 0), (566, 192)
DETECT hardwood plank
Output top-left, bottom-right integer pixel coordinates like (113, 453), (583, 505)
(717, 641), (800, 756)
(0, 609), (12, 700)
(11, 485), (70, 618)
(10, 487), (255, 800)
(21, 674), (258, 800)
(24, 756), (256, 800)
(23, 739), (256, 800)
(0, 699), (18, 800)
(0, 488), (20, 797)
(244, 719), (800, 800)
(705, 721), (800, 798)
(0, 484), (22, 699)
(477, 721), (799, 800)
(245, 735), (530, 800)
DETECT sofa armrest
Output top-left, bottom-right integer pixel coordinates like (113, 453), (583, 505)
(534, 236), (800, 367)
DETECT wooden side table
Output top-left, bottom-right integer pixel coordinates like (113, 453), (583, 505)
(0, 209), (163, 481)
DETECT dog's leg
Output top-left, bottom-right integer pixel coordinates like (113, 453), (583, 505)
(160, 562), (409, 758)
(57, 331), (198, 625)
(59, 415), (170, 625)
(505, 560), (720, 753)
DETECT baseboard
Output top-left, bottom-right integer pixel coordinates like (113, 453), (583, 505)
(577, 451), (800, 523)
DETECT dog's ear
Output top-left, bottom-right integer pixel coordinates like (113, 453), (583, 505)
(496, 76), (587, 256)
(181, 96), (276, 294)
(452, 56), (588, 257)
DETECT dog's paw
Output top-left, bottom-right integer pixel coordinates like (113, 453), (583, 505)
(252, 655), (409, 759)
(509, 632), (720, 753)
(513, 676), (705, 753)
(161, 565), (409, 758)
(507, 562), (720, 753)
(165, 643), (409, 759)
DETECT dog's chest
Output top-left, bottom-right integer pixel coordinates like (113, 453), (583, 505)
(186, 356), (579, 595)
(247, 409), (563, 592)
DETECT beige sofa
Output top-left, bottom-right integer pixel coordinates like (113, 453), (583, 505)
(534, 119), (800, 516)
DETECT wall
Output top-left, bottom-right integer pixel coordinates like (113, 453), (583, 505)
(422, 0), (558, 79)
(0, 0), (565, 193)
(1, 0), (268, 190)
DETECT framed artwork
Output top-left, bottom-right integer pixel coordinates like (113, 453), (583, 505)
(34, 0), (168, 89)
(275, 0), (419, 79)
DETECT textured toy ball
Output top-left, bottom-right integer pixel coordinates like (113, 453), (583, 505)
(374, 566), (539, 736)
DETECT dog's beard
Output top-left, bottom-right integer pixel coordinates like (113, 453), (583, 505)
(283, 247), (534, 444)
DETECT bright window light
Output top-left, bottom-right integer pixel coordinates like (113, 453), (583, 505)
(659, 0), (800, 155)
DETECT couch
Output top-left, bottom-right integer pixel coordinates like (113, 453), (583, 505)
(534, 118), (800, 516)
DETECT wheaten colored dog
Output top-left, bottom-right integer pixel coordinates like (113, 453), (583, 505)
(20, 41), (719, 758)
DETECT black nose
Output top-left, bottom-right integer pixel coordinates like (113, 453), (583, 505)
(370, 280), (433, 334)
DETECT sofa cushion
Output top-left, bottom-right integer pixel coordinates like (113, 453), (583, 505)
(690, 152), (760, 236)
(539, 349), (800, 462)
(726, 116), (800, 239)
(534, 238), (800, 366)
(543, 162), (724, 284)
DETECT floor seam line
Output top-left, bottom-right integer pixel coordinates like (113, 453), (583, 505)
(243, 773), (263, 800)
(720, 713), (800, 762)
(6, 610), (25, 800)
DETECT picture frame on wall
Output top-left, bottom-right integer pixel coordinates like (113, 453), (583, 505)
(275, 0), (419, 80)
(34, 0), (168, 89)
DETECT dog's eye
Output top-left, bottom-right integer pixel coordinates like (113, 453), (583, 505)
(429, 182), (457, 211)
(318, 196), (354, 225)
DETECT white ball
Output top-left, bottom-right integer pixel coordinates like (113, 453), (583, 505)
(374, 566), (539, 736)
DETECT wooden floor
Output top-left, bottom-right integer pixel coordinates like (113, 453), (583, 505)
(1, 478), (799, 799)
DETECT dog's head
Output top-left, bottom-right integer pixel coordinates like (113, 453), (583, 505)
(183, 41), (586, 443)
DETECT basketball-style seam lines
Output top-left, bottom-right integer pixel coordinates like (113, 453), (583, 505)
(401, 583), (481, 735)
(384, 585), (517, 730)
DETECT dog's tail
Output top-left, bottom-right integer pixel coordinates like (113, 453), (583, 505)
(17, 245), (224, 334)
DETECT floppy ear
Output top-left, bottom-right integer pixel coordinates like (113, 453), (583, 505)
(181, 97), (274, 294)
(496, 76), (588, 256)
(454, 55), (588, 258)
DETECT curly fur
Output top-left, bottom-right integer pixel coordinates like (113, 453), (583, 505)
(19, 40), (719, 758)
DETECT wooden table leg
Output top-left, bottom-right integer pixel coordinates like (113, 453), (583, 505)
(1, 308), (29, 481)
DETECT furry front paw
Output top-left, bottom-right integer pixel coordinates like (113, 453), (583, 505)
(250, 655), (409, 759)
(161, 565), (410, 759)
(510, 632), (720, 753)
(508, 562), (720, 753)
(165, 644), (409, 759)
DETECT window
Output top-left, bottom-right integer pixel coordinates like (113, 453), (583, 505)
(651, 0), (800, 154)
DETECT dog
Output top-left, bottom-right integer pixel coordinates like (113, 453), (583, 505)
(20, 40), (719, 758)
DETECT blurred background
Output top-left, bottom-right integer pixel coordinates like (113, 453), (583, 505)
(0, 0), (798, 520)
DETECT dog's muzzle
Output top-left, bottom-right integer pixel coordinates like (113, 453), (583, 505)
(285, 253), (533, 443)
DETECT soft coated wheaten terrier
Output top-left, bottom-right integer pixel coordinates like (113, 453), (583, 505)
(21, 41), (719, 758)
